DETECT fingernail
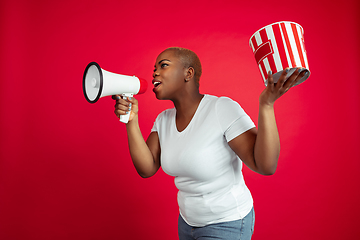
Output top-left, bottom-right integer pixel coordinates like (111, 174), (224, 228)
(116, 96), (120, 100)
(129, 103), (132, 107)
(128, 97), (132, 100)
(285, 68), (290, 73)
(269, 71), (272, 75)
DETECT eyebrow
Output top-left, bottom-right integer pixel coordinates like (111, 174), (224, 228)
(154, 59), (171, 68)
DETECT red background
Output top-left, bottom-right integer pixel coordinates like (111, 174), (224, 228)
(1, 0), (359, 239)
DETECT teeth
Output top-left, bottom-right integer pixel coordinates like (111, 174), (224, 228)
(153, 81), (161, 87)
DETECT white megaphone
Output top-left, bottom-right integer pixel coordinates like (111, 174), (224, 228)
(83, 62), (148, 123)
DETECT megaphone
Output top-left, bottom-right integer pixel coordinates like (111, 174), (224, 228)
(83, 62), (148, 123)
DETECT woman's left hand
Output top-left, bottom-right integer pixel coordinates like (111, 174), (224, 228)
(259, 67), (308, 106)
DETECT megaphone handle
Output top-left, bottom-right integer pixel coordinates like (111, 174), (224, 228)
(119, 93), (133, 124)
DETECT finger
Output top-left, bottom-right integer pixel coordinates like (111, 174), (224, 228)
(115, 100), (131, 111)
(120, 96), (134, 105)
(125, 96), (138, 104)
(284, 68), (306, 89)
(125, 97), (138, 111)
(115, 107), (130, 115)
(114, 104), (131, 117)
(266, 71), (275, 90)
(275, 68), (290, 91)
(115, 97), (131, 107)
(292, 69), (309, 86)
(114, 109), (128, 118)
(112, 95), (121, 100)
(114, 95), (130, 106)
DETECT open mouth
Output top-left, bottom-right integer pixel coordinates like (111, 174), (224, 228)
(153, 81), (161, 88)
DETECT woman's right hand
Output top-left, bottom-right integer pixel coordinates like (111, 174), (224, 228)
(112, 95), (138, 123)
(112, 95), (161, 178)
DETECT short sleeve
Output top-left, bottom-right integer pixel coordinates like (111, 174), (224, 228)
(215, 97), (256, 142)
(151, 109), (168, 133)
(151, 113), (161, 132)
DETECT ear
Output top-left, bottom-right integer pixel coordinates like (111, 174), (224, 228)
(184, 67), (195, 82)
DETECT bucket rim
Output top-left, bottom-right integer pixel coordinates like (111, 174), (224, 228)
(249, 21), (303, 47)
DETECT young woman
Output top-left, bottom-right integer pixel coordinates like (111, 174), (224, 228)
(113, 47), (308, 240)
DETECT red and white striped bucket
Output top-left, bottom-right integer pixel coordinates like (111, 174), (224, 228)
(249, 21), (310, 86)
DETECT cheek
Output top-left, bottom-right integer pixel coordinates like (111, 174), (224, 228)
(170, 68), (185, 81)
(162, 69), (182, 84)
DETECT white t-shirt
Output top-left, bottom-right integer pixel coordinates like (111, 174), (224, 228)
(151, 94), (256, 227)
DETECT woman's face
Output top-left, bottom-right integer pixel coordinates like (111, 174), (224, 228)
(152, 50), (187, 100)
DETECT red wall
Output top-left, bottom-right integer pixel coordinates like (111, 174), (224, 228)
(1, 0), (359, 239)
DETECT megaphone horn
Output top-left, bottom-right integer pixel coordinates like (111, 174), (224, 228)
(83, 62), (148, 123)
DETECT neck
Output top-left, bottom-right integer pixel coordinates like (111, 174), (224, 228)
(173, 91), (204, 119)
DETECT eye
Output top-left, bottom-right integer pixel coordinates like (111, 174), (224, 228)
(161, 63), (168, 68)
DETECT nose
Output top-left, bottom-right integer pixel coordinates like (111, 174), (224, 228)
(153, 70), (159, 78)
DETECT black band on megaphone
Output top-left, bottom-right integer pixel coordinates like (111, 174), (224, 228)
(83, 62), (103, 103)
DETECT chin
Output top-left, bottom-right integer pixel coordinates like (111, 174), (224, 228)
(153, 90), (171, 101)
(154, 94), (170, 101)
(154, 92), (163, 100)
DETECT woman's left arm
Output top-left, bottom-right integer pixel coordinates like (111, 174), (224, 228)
(228, 68), (308, 175)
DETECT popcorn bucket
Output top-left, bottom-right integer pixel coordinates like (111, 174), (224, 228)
(249, 21), (310, 86)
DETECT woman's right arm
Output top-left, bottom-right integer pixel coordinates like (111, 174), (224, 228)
(113, 95), (161, 178)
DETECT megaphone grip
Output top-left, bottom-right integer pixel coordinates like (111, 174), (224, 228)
(120, 112), (131, 123)
(119, 93), (133, 124)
